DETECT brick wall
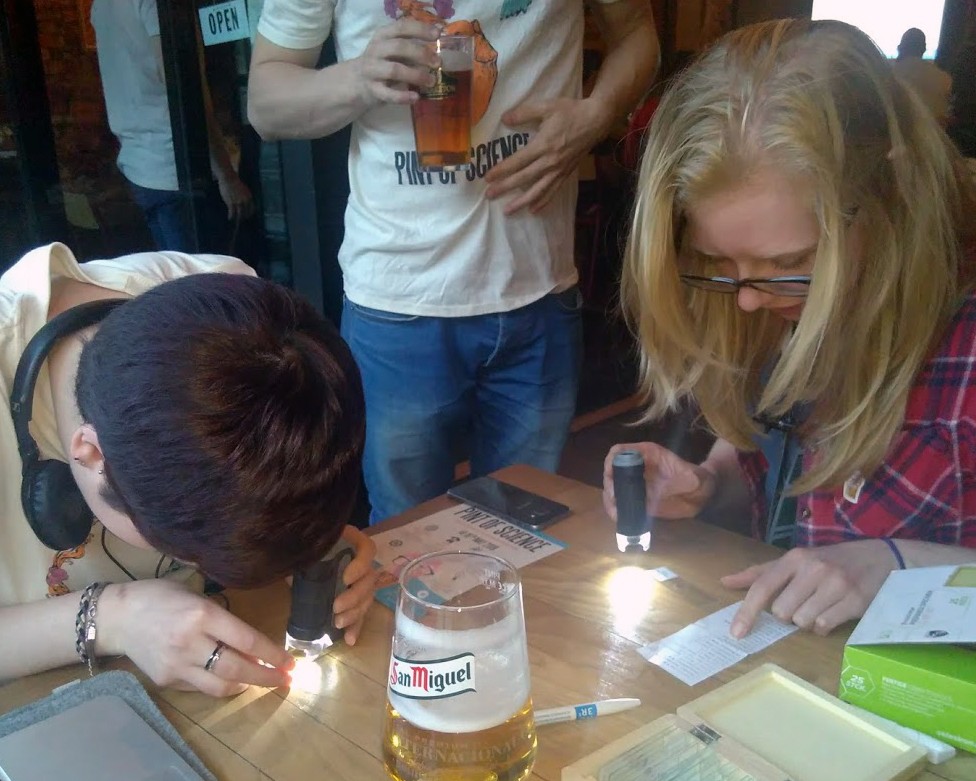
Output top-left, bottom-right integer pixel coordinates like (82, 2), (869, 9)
(33, 0), (117, 185)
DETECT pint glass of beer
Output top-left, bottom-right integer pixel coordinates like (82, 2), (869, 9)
(383, 552), (537, 781)
(410, 34), (474, 171)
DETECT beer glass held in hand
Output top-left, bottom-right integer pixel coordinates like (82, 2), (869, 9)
(383, 552), (537, 781)
(411, 35), (474, 172)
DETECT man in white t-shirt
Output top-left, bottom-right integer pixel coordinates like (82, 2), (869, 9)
(91, 0), (254, 250)
(248, 0), (659, 523)
(891, 28), (953, 127)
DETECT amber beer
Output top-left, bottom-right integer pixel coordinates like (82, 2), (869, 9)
(383, 699), (537, 781)
(383, 552), (537, 781)
(411, 35), (474, 171)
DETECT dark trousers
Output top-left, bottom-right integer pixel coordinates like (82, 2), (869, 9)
(127, 180), (229, 253)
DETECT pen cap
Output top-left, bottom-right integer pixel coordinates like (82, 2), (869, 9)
(287, 538), (355, 642)
(613, 450), (649, 536)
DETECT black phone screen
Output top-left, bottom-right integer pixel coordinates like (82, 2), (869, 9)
(447, 477), (570, 529)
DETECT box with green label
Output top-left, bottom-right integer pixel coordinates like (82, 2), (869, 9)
(838, 565), (976, 753)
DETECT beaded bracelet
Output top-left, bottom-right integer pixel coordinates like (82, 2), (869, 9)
(74, 581), (108, 676)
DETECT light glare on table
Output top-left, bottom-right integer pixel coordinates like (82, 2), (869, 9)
(605, 566), (658, 635)
(289, 657), (325, 693)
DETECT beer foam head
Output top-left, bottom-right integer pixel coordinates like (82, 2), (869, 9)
(395, 610), (521, 654)
(436, 36), (473, 72)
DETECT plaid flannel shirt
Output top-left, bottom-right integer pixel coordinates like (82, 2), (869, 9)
(738, 291), (976, 550)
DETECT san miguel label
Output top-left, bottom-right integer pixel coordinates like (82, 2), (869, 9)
(389, 652), (477, 700)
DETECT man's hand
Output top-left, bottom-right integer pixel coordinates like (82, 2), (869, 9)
(353, 20), (441, 108)
(722, 540), (899, 638)
(484, 97), (610, 215)
(332, 525), (379, 645)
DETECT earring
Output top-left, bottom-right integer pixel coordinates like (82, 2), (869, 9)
(98, 469), (104, 475)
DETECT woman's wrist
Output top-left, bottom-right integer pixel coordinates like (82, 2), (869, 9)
(93, 582), (128, 658)
(695, 452), (753, 520)
(692, 462), (721, 512)
(74, 582), (108, 675)
(879, 538), (907, 570)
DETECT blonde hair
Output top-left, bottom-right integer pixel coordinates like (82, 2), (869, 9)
(622, 19), (976, 492)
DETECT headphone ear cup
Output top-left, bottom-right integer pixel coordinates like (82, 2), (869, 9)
(22, 460), (94, 551)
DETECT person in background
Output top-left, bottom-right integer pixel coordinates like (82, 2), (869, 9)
(247, 0), (659, 523)
(603, 19), (976, 638)
(891, 27), (953, 127)
(91, 0), (254, 251)
(0, 243), (376, 695)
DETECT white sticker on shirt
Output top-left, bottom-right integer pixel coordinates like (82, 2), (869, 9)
(843, 472), (865, 504)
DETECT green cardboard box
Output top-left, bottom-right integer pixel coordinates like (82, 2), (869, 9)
(839, 643), (976, 752)
(838, 565), (976, 753)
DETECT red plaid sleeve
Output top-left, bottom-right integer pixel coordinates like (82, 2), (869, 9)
(736, 448), (768, 540)
(797, 292), (976, 549)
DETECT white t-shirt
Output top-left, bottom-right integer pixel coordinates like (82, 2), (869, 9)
(91, 0), (178, 191)
(0, 243), (254, 607)
(257, 0), (616, 316)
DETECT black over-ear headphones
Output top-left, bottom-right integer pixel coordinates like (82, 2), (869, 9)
(11, 299), (126, 550)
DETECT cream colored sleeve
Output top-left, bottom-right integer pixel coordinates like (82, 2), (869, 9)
(76, 252), (256, 298)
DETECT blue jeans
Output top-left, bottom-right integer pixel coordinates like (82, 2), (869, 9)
(128, 183), (193, 251)
(128, 180), (228, 252)
(341, 289), (583, 524)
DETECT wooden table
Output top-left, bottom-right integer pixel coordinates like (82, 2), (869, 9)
(1, 466), (973, 781)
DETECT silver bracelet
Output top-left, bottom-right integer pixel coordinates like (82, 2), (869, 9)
(75, 582), (108, 676)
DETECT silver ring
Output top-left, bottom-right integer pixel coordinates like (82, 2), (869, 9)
(203, 641), (225, 672)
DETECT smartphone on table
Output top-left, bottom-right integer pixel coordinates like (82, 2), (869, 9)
(447, 476), (570, 530)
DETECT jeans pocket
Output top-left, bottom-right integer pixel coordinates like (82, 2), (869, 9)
(553, 285), (583, 314)
(344, 298), (421, 325)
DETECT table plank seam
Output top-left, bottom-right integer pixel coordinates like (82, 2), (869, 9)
(160, 697), (270, 780)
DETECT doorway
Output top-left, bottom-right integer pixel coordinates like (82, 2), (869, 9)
(0, 0), (319, 302)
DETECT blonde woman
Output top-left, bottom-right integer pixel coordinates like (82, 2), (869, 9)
(603, 19), (976, 639)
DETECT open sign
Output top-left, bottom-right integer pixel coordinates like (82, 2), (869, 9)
(198, 0), (250, 46)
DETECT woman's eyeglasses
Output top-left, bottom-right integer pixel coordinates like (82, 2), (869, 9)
(679, 274), (812, 297)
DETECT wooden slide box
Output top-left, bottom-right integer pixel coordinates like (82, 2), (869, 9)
(562, 664), (927, 781)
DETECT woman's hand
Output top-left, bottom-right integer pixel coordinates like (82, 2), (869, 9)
(333, 525), (379, 645)
(602, 442), (717, 521)
(721, 539), (899, 637)
(99, 580), (294, 697)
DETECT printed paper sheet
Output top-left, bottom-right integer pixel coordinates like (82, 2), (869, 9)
(638, 601), (797, 685)
(373, 503), (566, 609)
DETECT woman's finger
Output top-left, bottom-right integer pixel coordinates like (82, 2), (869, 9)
(190, 640), (290, 691)
(809, 594), (863, 636)
(786, 569), (850, 630)
(197, 609), (295, 673)
(179, 664), (249, 698)
(729, 558), (799, 637)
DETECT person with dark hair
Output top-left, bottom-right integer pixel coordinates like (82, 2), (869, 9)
(0, 243), (376, 695)
(897, 27), (927, 58)
(892, 27), (952, 126)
